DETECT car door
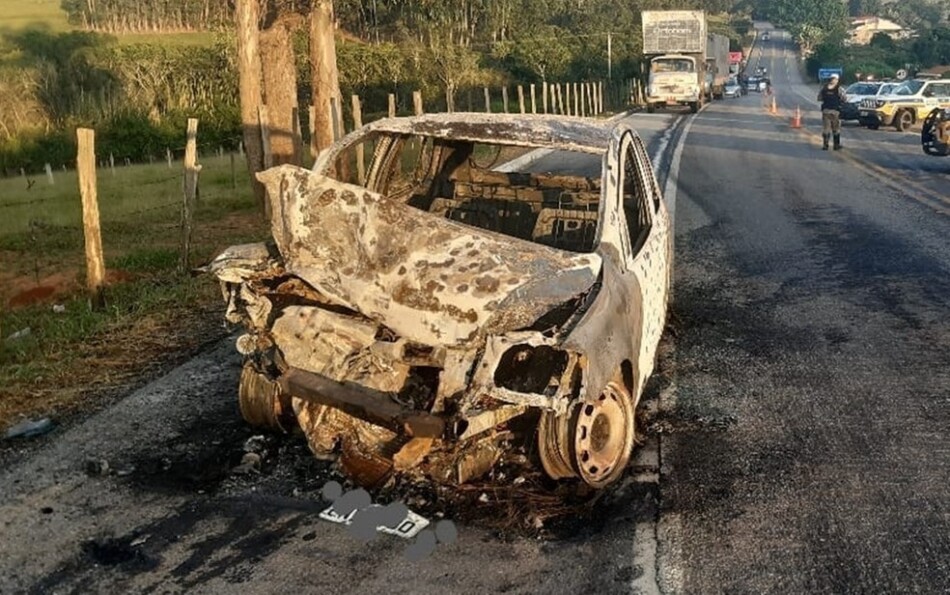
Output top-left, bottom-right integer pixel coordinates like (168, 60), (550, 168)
(617, 131), (670, 387)
(918, 83), (942, 120)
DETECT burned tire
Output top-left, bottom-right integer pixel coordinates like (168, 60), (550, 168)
(538, 380), (636, 488)
(238, 364), (295, 433)
(894, 109), (914, 132)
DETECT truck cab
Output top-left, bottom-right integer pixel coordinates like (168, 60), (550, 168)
(646, 55), (703, 113)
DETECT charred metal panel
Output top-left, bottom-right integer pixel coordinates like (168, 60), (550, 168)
(256, 165), (603, 348)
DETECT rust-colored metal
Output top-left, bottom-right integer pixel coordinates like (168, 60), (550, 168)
(238, 364), (295, 433)
(280, 367), (445, 438)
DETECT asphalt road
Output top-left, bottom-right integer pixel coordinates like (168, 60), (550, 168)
(2, 27), (948, 594)
(661, 26), (950, 593)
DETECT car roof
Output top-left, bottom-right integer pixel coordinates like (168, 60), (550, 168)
(362, 113), (614, 155)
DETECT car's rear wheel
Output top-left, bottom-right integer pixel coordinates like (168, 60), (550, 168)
(538, 379), (636, 488)
(867, 122), (880, 130)
(895, 109), (914, 132)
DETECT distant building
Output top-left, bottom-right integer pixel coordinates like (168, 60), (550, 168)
(848, 16), (911, 45)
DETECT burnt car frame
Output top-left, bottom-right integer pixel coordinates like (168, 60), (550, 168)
(206, 113), (672, 489)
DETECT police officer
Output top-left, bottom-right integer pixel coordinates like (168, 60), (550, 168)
(817, 73), (847, 150)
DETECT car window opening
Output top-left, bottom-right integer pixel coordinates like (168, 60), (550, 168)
(332, 133), (602, 254)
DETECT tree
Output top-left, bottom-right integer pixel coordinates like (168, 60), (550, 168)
(426, 38), (481, 112)
(767, 0), (848, 56)
(511, 25), (572, 83)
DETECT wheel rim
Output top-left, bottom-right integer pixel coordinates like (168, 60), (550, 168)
(900, 112), (912, 129)
(573, 382), (635, 487)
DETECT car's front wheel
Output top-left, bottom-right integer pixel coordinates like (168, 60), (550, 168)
(538, 379), (636, 488)
(895, 109), (914, 132)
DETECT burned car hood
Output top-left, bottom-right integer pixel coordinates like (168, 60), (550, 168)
(257, 165), (603, 347)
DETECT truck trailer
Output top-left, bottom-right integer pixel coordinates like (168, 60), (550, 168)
(706, 33), (730, 100)
(642, 10), (707, 113)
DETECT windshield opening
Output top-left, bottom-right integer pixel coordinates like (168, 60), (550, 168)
(847, 83), (879, 95)
(894, 81), (925, 95)
(335, 133), (603, 253)
(652, 58), (695, 73)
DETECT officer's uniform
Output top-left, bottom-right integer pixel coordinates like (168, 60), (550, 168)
(817, 75), (847, 150)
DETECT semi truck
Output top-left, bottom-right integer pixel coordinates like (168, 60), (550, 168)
(706, 33), (730, 100)
(642, 10), (707, 113)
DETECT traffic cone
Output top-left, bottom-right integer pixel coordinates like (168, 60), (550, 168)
(770, 97), (777, 114)
(791, 106), (802, 128)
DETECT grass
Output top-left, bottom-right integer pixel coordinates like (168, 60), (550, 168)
(0, 0), (216, 46)
(0, 0), (70, 32)
(0, 154), (270, 430)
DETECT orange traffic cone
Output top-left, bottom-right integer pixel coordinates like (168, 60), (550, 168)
(791, 106), (802, 128)
(770, 97), (777, 114)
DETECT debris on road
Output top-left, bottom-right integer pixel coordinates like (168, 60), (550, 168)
(4, 417), (54, 440)
(84, 459), (111, 477)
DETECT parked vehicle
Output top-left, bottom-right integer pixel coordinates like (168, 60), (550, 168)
(859, 79), (950, 131)
(643, 10), (707, 113)
(922, 107), (950, 156)
(724, 79), (742, 98)
(705, 33), (730, 100)
(204, 114), (673, 490)
(841, 81), (885, 121)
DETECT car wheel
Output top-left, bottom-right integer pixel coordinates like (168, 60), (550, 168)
(538, 379), (637, 488)
(895, 110), (913, 132)
(867, 122), (880, 130)
(238, 363), (295, 433)
(690, 101), (699, 113)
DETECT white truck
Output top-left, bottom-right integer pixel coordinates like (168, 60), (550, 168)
(642, 10), (707, 113)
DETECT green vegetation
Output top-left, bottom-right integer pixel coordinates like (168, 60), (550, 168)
(0, 153), (267, 426)
(0, 0), (71, 32)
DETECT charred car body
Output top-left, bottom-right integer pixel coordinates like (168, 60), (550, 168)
(206, 114), (672, 489)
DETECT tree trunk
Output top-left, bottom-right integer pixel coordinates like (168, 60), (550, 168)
(235, 0), (267, 217)
(310, 0), (341, 155)
(261, 21), (300, 166)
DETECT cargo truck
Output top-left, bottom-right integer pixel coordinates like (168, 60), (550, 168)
(705, 33), (730, 100)
(642, 10), (707, 113)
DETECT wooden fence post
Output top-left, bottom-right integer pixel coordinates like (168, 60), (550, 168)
(542, 82), (548, 114)
(574, 82), (580, 116)
(502, 86), (509, 113)
(109, 153), (115, 176)
(259, 105), (273, 169)
(292, 106), (304, 165)
(517, 85), (525, 114)
(412, 90), (423, 116)
(44, 163), (54, 185)
(230, 152), (237, 189)
(484, 87), (491, 113)
(308, 106), (317, 157)
(564, 83), (571, 115)
(388, 93), (396, 117)
(599, 81), (605, 113)
(179, 118), (200, 273)
(77, 128), (105, 309)
(351, 94), (365, 184)
(329, 96), (341, 141)
(559, 84), (567, 115)
(530, 84), (537, 114)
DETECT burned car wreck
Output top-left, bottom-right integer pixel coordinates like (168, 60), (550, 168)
(206, 113), (672, 489)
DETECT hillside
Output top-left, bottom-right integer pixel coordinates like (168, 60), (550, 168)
(0, 0), (212, 45)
